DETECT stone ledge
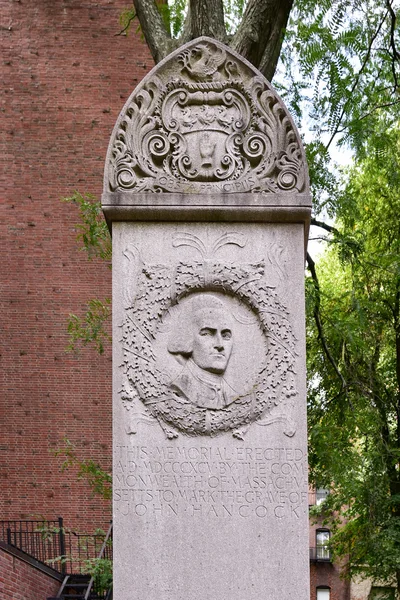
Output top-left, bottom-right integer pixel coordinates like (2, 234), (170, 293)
(102, 192), (312, 238)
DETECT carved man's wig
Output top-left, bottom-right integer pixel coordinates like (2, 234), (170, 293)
(167, 294), (231, 357)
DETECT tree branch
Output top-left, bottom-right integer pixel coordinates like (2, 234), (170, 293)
(386, 0), (400, 90)
(325, 9), (388, 151)
(115, 11), (136, 37)
(394, 279), (400, 408)
(187, 0), (227, 43)
(132, 0), (295, 81)
(231, 0), (293, 81)
(307, 252), (347, 391)
(310, 217), (339, 235)
(132, 0), (174, 63)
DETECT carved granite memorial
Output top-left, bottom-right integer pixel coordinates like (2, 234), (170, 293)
(103, 36), (311, 600)
(104, 39), (307, 197)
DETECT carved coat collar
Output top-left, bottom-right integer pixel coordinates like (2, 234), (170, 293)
(171, 359), (238, 410)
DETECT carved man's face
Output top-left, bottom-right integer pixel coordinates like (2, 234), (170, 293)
(191, 308), (233, 374)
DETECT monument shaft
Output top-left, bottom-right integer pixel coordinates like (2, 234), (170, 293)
(103, 37), (311, 600)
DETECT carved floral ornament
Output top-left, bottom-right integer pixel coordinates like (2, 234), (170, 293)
(120, 233), (298, 439)
(104, 37), (309, 195)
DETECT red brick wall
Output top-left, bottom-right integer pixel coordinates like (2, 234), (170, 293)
(0, 548), (60, 600)
(310, 562), (350, 600)
(309, 521), (350, 600)
(0, 0), (153, 533)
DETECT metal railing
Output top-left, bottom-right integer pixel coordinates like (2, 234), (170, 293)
(0, 518), (112, 577)
(309, 546), (332, 562)
(84, 521), (113, 600)
(0, 517), (66, 573)
(63, 526), (112, 575)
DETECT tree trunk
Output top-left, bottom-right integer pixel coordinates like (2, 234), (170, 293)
(132, 0), (294, 82)
(231, 0), (294, 81)
(188, 0), (227, 43)
(132, 0), (176, 63)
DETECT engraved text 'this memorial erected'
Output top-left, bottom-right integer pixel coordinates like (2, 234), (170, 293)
(114, 445), (308, 520)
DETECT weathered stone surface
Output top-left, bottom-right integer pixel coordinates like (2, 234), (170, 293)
(104, 37), (311, 600)
(112, 222), (309, 600)
(103, 37), (309, 198)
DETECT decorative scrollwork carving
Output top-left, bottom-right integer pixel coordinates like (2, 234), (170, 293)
(105, 37), (308, 195)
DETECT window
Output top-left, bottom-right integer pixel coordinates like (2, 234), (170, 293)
(316, 529), (331, 560)
(316, 487), (329, 505)
(317, 587), (330, 600)
(309, 486), (330, 506)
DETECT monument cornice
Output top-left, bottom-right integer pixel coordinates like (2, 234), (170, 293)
(102, 191), (311, 237)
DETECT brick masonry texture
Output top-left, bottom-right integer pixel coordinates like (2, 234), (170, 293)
(0, 548), (60, 600)
(0, 0), (153, 533)
(310, 562), (350, 600)
(309, 521), (350, 600)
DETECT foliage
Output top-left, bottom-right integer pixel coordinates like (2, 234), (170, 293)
(277, 0), (400, 213)
(222, 0), (246, 35)
(164, 0), (187, 37)
(307, 124), (400, 583)
(54, 438), (112, 500)
(119, 7), (137, 36)
(62, 192), (111, 263)
(62, 192), (112, 354)
(84, 557), (113, 595)
(283, 0), (399, 145)
(67, 298), (111, 355)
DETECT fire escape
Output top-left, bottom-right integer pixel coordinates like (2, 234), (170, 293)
(0, 518), (112, 600)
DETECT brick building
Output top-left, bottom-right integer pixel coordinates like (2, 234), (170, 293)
(1, 1), (353, 598)
(1, 0), (154, 535)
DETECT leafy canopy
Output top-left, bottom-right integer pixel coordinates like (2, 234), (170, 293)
(307, 124), (400, 581)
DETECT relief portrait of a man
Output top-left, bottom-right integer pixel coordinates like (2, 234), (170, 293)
(167, 294), (239, 410)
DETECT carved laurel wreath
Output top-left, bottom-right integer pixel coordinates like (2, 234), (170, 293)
(107, 40), (306, 195)
(120, 233), (298, 438)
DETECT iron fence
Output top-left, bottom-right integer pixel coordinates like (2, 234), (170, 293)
(0, 518), (112, 575)
(309, 546), (332, 562)
(64, 527), (113, 574)
(0, 517), (66, 572)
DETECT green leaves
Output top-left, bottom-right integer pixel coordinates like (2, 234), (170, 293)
(279, 0), (399, 180)
(119, 7), (137, 36)
(84, 557), (113, 595)
(307, 125), (400, 581)
(54, 438), (112, 500)
(62, 192), (111, 263)
(67, 298), (111, 355)
(61, 192), (112, 354)
(165, 0), (187, 37)
(223, 0), (246, 35)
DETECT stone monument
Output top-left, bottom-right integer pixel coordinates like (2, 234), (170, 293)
(102, 37), (311, 600)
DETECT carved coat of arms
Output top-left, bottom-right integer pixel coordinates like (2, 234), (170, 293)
(104, 38), (308, 195)
(103, 37), (308, 439)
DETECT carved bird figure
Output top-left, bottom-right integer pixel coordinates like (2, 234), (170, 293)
(180, 42), (226, 81)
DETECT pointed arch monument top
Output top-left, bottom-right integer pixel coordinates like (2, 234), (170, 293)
(102, 37), (311, 228)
